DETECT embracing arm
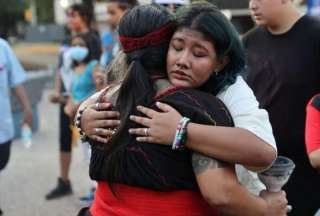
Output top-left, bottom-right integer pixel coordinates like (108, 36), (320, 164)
(193, 153), (287, 216)
(129, 102), (276, 171)
(187, 124), (276, 171)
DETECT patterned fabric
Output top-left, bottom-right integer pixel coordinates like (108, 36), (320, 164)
(89, 87), (233, 191)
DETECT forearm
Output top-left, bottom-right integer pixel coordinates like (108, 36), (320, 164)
(213, 174), (267, 216)
(186, 123), (276, 169)
(193, 154), (267, 216)
(13, 85), (32, 112)
(54, 72), (62, 94)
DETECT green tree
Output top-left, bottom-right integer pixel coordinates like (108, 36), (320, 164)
(34, 0), (54, 23)
(0, 0), (27, 38)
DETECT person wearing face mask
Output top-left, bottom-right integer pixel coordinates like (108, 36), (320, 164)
(64, 34), (99, 118)
(46, 3), (101, 201)
(62, 33), (101, 205)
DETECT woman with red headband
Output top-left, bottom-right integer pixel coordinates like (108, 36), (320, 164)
(77, 3), (287, 216)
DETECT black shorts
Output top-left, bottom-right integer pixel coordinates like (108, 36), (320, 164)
(0, 140), (11, 171)
(59, 104), (72, 153)
(77, 207), (92, 216)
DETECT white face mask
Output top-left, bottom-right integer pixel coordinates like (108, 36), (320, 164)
(69, 46), (89, 62)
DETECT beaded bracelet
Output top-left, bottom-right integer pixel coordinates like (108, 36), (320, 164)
(172, 117), (190, 150)
(75, 106), (88, 142)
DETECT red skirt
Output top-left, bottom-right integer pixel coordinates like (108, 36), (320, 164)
(90, 182), (219, 216)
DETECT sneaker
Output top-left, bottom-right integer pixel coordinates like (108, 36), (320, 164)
(45, 177), (73, 200)
(79, 187), (95, 206)
(0, 207), (3, 215)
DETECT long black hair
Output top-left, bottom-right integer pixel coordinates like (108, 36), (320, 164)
(104, 4), (175, 189)
(176, 1), (245, 95)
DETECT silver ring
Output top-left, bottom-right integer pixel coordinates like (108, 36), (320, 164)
(144, 128), (149, 136)
(95, 103), (100, 111)
(94, 128), (102, 133)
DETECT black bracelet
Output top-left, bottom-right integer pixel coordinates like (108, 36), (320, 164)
(75, 106), (88, 142)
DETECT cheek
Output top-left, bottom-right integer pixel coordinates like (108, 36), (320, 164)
(166, 50), (176, 71)
(193, 63), (215, 83)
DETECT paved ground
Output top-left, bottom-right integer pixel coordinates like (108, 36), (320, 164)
(0, 89), (93, 216)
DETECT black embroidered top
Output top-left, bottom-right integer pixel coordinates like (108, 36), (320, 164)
(89, 88), (234, 191)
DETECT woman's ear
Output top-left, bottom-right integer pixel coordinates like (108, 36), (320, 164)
(215, 56), (230, 73)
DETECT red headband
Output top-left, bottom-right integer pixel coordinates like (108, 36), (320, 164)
(119, 22), (175, 53)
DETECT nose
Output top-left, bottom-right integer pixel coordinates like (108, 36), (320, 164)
(176, 50), (190, 69)
(249, 0), (257, 10)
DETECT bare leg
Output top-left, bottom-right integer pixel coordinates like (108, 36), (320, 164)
(60, 151), (71, 181)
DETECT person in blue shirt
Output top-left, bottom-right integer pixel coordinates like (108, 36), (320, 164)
(0, 38), (33, 215)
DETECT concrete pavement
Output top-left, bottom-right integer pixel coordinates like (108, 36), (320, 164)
(0, 90), (93, 216)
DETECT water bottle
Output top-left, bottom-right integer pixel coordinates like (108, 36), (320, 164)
(21, 123), (32, 148)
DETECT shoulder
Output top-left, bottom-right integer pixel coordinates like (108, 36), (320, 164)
(159, 88), (233, 127)
(309, 94), (320, 111)
(242, 27), (265, 46)
(89, 59), (98, 66)
(217, 76), (256, 105)
(0, 38), (11, 52)
(159, 87), (221, 106)
(301, 15), (320, 28)
(298, 15), (320, 36)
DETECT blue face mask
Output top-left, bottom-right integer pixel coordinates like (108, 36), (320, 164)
(69, 46), (89, 62)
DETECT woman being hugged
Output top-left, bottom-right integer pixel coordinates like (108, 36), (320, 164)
(78, 3), (287, 216)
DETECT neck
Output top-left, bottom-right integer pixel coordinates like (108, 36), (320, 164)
(267, 5), (303, 35)
(74, 26), (89, 35)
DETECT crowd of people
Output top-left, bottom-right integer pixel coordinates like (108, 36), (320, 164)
(1, 0), (320, 215)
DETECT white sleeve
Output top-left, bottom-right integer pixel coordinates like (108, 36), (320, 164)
(217, 76), (277, 152)
(217, 76), (276, 194)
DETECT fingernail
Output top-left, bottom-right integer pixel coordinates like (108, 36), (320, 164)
(156, 102), (161, 107)
(136, 137), (141, 142)
(128, 129), (133, 133)
(137, 106), (142, 110)
(129, 115), (134, 120)
(117, 120), (121, 124)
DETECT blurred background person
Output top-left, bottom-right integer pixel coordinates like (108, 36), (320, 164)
(243, 0), (320, 215)
(0, 37), (33, 216)
(46, 2), (101, 201)
(153, 0), (189, 12)
(305, 94), (320, 171)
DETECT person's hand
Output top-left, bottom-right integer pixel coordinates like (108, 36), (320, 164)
(49, 92), (65, 104)
(129, 101), (182, 144)
(81, 102), (120, 143)
(22, 108), (33, 128)
(260, 190), (288, 216)
(93, 71), (106, 91)
(64, 102), (76, 118)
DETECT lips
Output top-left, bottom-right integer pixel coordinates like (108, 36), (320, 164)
(252, 13), (262, 20)
(171, 70), (191, 80)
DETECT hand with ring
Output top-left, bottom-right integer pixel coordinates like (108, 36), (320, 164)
(128, 101), (182, 144)
(81, 102), (121, 143)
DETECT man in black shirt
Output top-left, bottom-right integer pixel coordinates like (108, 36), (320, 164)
(243, 0), (320, 215)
